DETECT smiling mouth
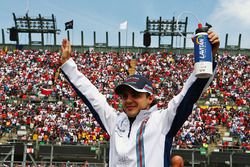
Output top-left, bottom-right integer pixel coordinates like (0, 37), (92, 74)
(126, 106), (135, 110)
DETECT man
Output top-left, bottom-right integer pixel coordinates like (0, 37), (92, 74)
(171, 155), (184, 167)
(59, 30), (219, 167)
(81, 160), (89, 167)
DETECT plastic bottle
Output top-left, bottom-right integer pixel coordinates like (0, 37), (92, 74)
(194, 23), (213, 78)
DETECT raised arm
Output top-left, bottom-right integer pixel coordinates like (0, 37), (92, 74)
(59, 39), (118, 135)
(61, 39), (72, 65)
(160, 30), (220, 136)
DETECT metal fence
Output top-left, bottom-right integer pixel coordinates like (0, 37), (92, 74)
(1, 161), (105, 167)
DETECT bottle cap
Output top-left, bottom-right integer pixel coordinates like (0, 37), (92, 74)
(196, 23), (208, 34)
(198, 23), (202, 29)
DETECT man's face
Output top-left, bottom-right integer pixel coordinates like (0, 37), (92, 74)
(120, 87), (154, 118)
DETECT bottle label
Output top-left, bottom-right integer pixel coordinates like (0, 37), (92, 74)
(194, 32), (213, 78)
(194, 33), (212, 62)
(194, 61), (213, 78)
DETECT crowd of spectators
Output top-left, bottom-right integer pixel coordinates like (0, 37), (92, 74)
(0, 48), (249, 151)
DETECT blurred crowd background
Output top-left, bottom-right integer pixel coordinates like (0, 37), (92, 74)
(0, 48), (249, 152)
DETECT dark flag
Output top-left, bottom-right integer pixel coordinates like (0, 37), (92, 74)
(65, 20), (73, 30)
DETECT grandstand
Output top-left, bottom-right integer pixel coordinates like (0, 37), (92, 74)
(0, 14), (249, 167)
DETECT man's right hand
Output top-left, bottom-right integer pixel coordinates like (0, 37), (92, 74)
(61, 39), (72, 65)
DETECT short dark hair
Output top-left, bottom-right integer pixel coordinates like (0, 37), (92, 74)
(145, 93), (157, 107)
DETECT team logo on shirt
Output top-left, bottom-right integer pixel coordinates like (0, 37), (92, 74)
(117, 155), (130, 165)
(115, 118), (129, 137)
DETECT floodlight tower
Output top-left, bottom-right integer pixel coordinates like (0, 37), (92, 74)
(10, 13), (60, 46)
(144, 16), (192, 48)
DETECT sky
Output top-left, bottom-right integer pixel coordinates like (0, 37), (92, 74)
(0, 0), (250, 48)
